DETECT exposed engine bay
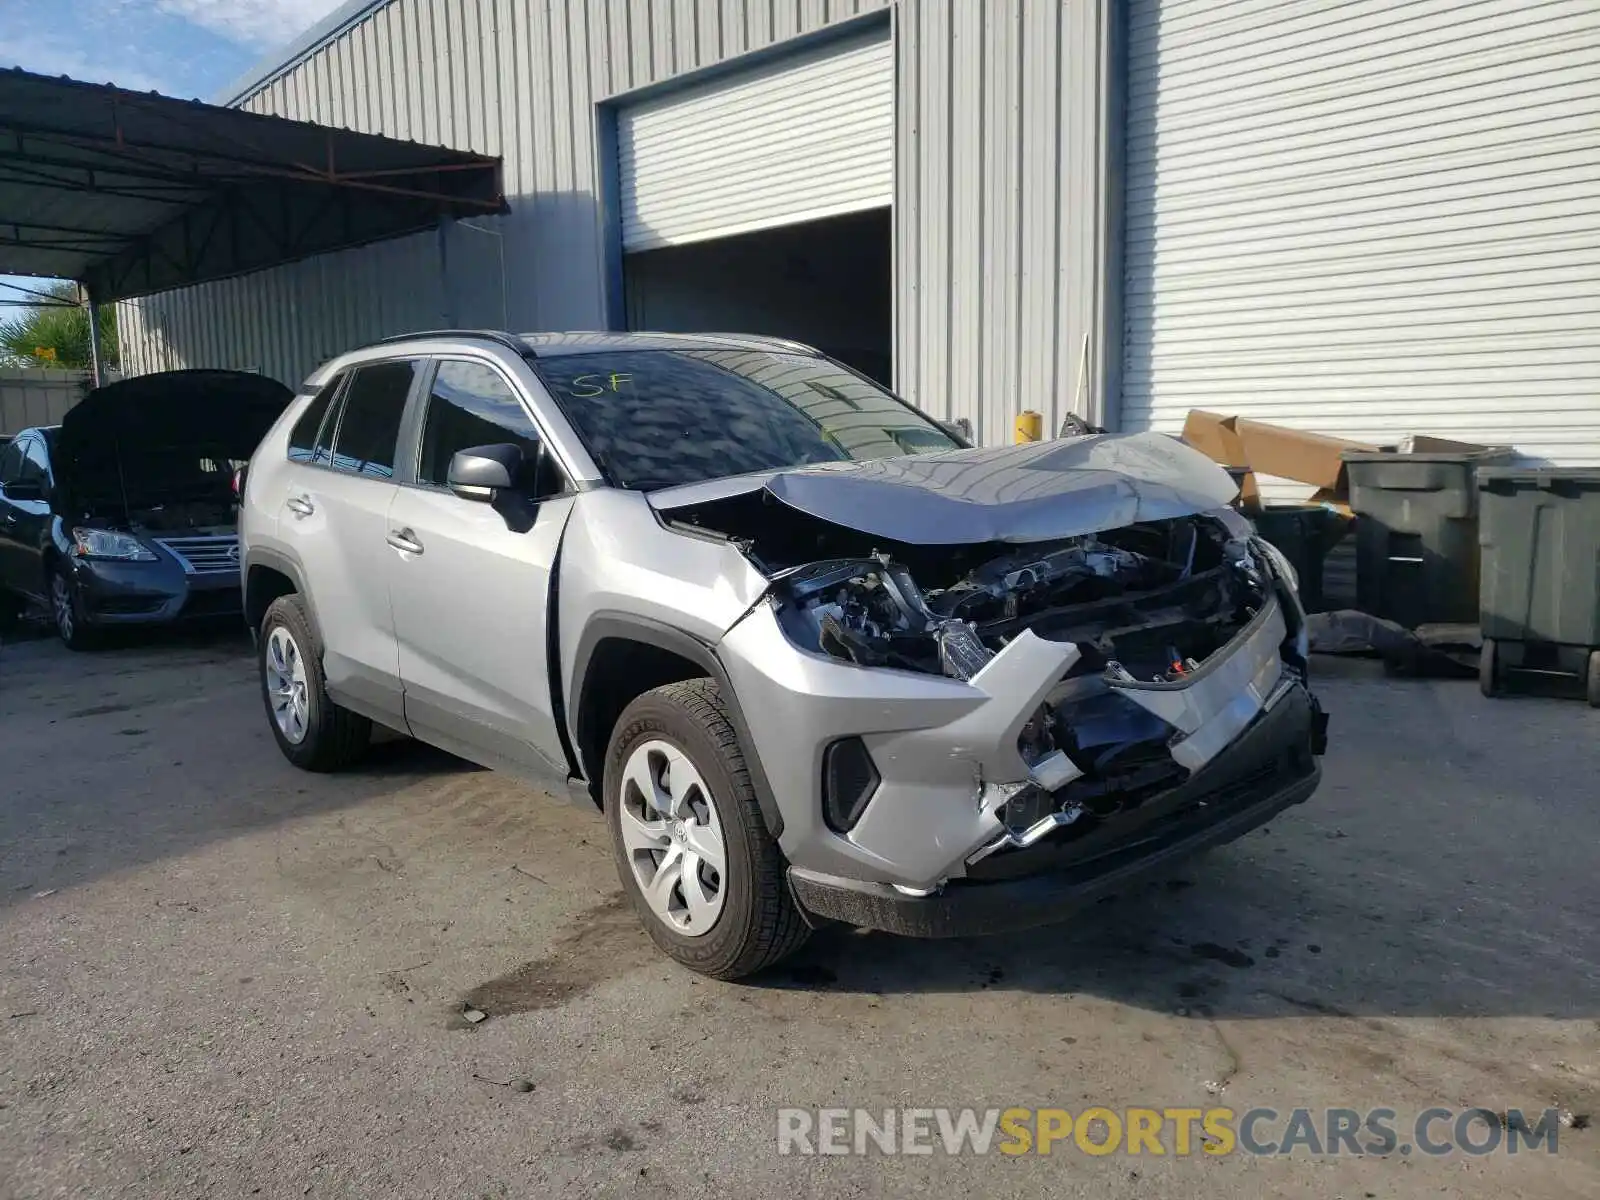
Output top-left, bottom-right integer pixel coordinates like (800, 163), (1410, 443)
(767, 516), (1295, 833)
(62, 462), (243, 534)
(661, 487), (1315, 867)
(768, 514), (1269, 685)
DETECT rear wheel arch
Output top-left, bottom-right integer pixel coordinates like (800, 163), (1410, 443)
(571, 615), (784, 838)
(244, 550), (320, 644)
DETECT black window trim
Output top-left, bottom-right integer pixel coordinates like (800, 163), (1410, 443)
(0, 433), (32, 486)
(15, 431), (51, 485)
(294, 355), (426, 483)
(285, 371), (348, 467)
(400, 353), (577, 500)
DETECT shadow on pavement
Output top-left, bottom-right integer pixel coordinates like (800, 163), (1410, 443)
(753, 658), (1600, 1024)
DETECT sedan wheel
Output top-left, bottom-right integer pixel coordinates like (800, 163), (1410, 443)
(50, 565), (95, 650)
(618, 738), (727, 936)
(264, 625), (310, 744)
(52, 572), (74, 640)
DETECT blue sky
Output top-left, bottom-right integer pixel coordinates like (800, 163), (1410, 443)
(1, 0), (347, 306)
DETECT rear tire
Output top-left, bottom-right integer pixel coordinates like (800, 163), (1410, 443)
(604, 678), (809, 980)
(258, 594), (371, 771)
(1478, 637), (1500, 698)
(1586, 649), (1600, 710)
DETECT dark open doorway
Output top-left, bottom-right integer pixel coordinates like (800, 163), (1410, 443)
(623, 207), (891, 386)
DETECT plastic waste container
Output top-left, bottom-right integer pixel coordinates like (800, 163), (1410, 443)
(1476, 466), (1600, 706)
(1343, 447), (1515, 628)
(1251, 505), (1345, 614)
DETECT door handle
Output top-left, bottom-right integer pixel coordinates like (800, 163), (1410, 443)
(286, 495), (315, 518)
(386, 528), (424, 555)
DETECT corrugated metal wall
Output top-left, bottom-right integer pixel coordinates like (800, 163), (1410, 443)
(121, 0), (895, 387)
(895, 0), (1112, 444)
(1122, 0), (1600, 472)
(118, 0), (1113, 447)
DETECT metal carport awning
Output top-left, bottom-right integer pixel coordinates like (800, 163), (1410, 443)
(0, 67), (507, 304)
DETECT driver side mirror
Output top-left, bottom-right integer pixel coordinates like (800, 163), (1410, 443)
(447, 443), (522, 502)
(1, 479), (45, 503)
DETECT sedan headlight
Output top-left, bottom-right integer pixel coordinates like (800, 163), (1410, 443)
(70, 528), (157, 562)
(1252, 536), (1299, 593)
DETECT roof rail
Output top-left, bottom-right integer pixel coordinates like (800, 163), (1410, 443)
(371, 329), (528, 354)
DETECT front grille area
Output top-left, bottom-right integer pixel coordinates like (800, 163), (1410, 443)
(157, 535), (239, 575)
(93, 596), (164, 616)
(181, 589), (243, 617)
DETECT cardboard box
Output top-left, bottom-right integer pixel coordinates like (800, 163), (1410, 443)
(1181, 411), (1259, 508)
(1181, 410), (1380, 512)
(1235, 418), (1378, 493)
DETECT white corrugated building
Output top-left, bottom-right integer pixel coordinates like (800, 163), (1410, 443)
(118, 0), (1600, 467)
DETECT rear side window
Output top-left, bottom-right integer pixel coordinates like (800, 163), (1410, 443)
(330, 360), (419, 478)
(287, 374), (343, 463)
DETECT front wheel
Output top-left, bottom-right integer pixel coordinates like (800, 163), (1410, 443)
(604, 678), (809, 980)
(258, 594), (371, 771)
(1479, 637), (1500, 698)
(1586, 649), (1600, 710)
(50, 561), (98, 651)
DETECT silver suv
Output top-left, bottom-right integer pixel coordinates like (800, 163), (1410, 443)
(240, 331), (1327, 979)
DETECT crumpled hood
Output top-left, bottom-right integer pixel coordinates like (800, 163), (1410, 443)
(648, 432), (1240, 545)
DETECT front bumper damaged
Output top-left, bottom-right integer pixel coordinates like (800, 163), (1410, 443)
(717, 584), (1323, 920)
(787, 682), (1321, 938)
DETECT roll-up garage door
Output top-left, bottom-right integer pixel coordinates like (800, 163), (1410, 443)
(617, 28), (893, 253)
(1122, 0), (1600, 474)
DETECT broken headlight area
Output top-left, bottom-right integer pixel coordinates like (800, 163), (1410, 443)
(771, 512), (1276, 685)
(764, 512), (1313, 864)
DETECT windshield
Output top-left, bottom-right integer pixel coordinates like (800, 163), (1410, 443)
(529, 349), (961, 491)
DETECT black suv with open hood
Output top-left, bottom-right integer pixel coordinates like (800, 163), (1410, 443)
(0, 369), (290, 649)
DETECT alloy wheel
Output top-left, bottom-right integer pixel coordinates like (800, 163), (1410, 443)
(51, 572), (73, 642)
(618, 738), (728, 936)
(264, 625), (310, 744)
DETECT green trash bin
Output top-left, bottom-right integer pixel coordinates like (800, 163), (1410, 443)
(1251, 504), (1346, 614)
(1477, 466), (1600, 706)
(1343, 447), (1515, 628)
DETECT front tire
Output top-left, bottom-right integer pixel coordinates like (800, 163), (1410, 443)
(604, 678), (809, 980)
(1479, 637), (1500, 698)
(259, 594), (371, 771)
(50, 561), (98, 651)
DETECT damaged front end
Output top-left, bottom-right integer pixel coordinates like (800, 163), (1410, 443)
(659, 435), (1327, 914)
(760, 510), (1325, 871)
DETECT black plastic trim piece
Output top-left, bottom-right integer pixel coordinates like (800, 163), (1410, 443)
(570, 613), (784, 839)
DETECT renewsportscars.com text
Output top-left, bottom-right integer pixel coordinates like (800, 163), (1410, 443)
(776, 1106), (1567, 1157)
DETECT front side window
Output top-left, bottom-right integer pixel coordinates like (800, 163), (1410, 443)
(530, 350), (959, 491)
(418, 360), (548, 490)
(18, 435), (50, 485)
(329, 360), (418, 478)
(288, 373), (344, 463)
(0, 438), (24, 485)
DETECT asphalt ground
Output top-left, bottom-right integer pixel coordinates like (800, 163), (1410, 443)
(1, 628), (1595, 1198)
